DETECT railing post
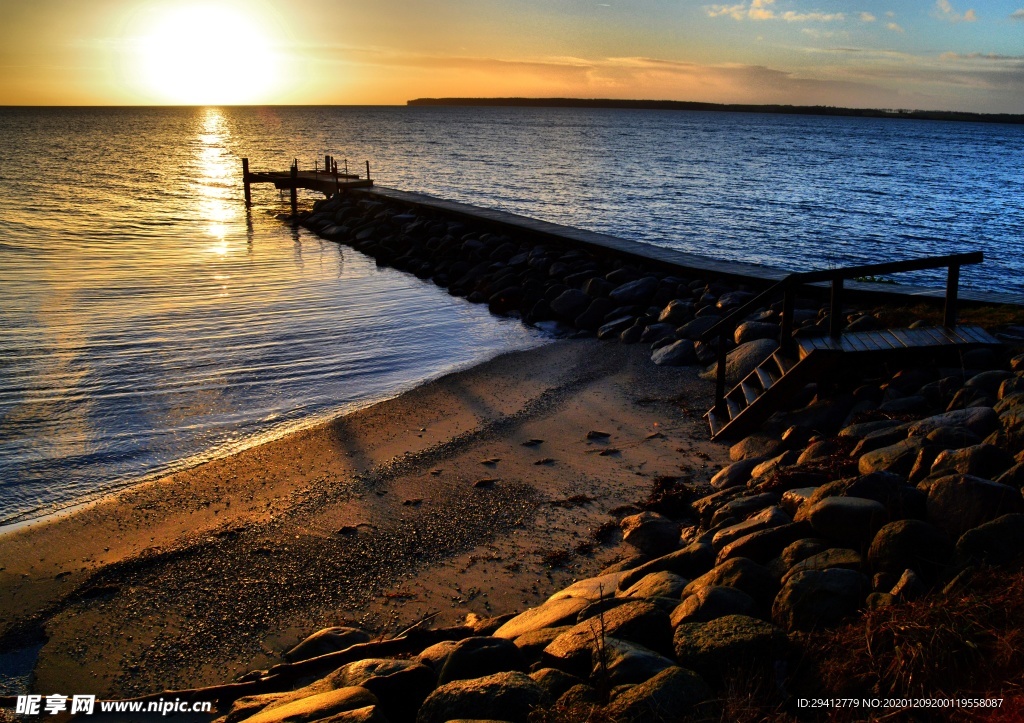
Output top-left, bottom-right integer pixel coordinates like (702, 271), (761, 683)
(290, 161), (298, 222)
(366, 160), (371, 182)
(830, 276), (844, 338)
(242, 158), (251, 208)
(715, 334), (728, 414)
(944, 264), (960, 329)
(780, 283), (795, 353)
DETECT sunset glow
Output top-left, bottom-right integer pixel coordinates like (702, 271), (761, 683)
(0, 0), (1022, 112)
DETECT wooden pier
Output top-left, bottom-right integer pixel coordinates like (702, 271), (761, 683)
(241, 157), (373, 217)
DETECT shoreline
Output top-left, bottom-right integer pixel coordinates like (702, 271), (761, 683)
(0, 339), (727, 698)
(0, 337), (550, 534)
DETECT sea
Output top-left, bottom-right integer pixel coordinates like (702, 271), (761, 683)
(1, 105), (1021, 526)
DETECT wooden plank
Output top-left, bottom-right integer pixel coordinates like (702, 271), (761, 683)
(957, 325), (1001, 345)
(879, 329), (910, 348)
(842, 333), (874, 353)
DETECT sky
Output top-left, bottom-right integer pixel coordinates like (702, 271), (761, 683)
(0, 0), (1022, 112)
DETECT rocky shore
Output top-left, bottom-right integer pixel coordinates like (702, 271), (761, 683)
(141, 193), (1024, 721)
(3, 190), (1023, 722)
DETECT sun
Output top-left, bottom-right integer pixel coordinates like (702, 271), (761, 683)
(132, 3), (283, 104)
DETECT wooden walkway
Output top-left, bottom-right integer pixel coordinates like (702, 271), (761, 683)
(797, 324), (1000, 357)
(360, 186), (1023, 309)
(247, 170), (373, 195)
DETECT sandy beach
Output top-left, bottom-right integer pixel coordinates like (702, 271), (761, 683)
(0, 339), (727, 699)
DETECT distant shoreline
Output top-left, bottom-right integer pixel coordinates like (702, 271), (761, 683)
(408, 97), (1024, 125)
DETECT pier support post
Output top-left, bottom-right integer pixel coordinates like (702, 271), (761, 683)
(290, 162), (298, 222)
(944, 264), (960, 329)
(242, 158), (252, 208)
(366, 160), (371, 182)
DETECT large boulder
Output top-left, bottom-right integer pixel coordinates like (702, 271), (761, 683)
(701, 339), (779, 386)
(621, 512), (682, 557)
(615, 543), (716, 591)
(651, 339), (697, 367)
(328, 659), (435, 723)
(284, 627), (372, 662)
(244, 688), (379, 723)
(619, 571), (688, 600)
(599, 638), (677, 687)
(658, 299), (695, 325)
(734, 321), (779, 345)
(806, 496), (888, 547)
(609, 277), (659, 305)
(857, 437), (929, 477)
(907, 407), (1000, 439)
(670, 586), (759, 626)
(710, 458), (764, 490)
(926, 474), (1024, 538)
(929, 444), (1016, 481)
(711, 506), (791, 551)
(867, 520), (952, 578)
(772, 568), (868, 632)
(529, 667), (582, 704)
(672, 615), (787, 680)
(682, 557), (778, 611)
(781, 548), (862, 584)
(493, 597), (592, 640)
(543, 601), (673, 675)
(715, 523), (807, 565)
(437, 636), (527, 684)
(955, 514), (1024, 565)
(549, 289), (592, 321)
(416, 671), (543, 723)
(605, 666), (711, 723)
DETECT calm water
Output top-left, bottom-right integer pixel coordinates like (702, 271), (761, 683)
(1, 106), (1021, 525)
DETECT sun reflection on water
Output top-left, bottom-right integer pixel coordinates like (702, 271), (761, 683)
(196, 109), (237, 249)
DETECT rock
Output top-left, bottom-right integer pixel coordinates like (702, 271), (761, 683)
(544, 602), (673, 675)
(908, 407), (1000, 439)
(615, 543), (716, 591)
(514, 627), (571, 664)
(493, 597), (592, 639)
(730, 435), (784, 462)
(772, 569), (867, 632)
(619, 571), (688, 600)
(416, 671), (543, 723)
(878, 395), (930, 415)
(701, 339), (779, 386)
(766, 538), (830, 579)
(328, 659), (435, 723)
(682, 557), (778, 610)
(677, 316), (722, 340)
(996, 462), (1024, 489)
(929, 444), (1015, 480)
(710, 458), (764, 490)
(843, 471), (926, 520)
(857, 436), (928, 477)
(807, 496), (888, 547)
(711, 506), (790, 551)
(780, 488), (818, 516)
(709, 493), (781, 528)
(621, 512), (682, 557)
(955, 514), (1024, 564)
(965, 370), (1014, 394)
(529, 667), (582, 704)
(798, 440), (841, 465)
(438, 637), (527, 684)
(995, 392), (1024, 415)
(639, 322), (676, 344)
(609, 277), (659, 305)
(651, 339), (697, 366)
(550, 289), (592, 321)
(670, 586), (759, 626)
(598, 316), (636, 340)
(605, 666), (711, 723)
(417, 641), (460, 671)
(284, 627), (372, 662)
(548, 572), (630, 603)
(867, 520), (952, 578)
(750, 451), (799, 480)
(658, 299), (695, 325)
(926, 474), (1024, 538)
(303, 706), (385, 723)
(599, 638), (677, 686)
(781, 548), (862, 584)
(889, 568), (927, 601)
(850, 424), (913, 457)
(999, 376), (1024, 400)
(673, 615), (787, 680)
(839, 419), (906, 439)
(244, 688), (378, 723)
(734, 321), (779, 345)
(715, 523), (806, 565)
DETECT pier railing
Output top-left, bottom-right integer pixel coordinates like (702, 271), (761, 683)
(697, 251), (984, 413)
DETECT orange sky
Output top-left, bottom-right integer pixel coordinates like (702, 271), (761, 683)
(1, 0), (1022, 112)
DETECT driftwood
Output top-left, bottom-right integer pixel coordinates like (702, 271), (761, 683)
(119, 624), (476, 709)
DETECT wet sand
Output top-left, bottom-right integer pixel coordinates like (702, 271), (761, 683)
(0, 339), (727, 699)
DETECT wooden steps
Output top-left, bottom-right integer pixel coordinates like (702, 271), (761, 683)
(706, 324), (1001, 440)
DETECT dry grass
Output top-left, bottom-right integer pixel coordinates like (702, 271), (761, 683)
(793, 564), (1024, 705)
(872, 304), (1024, 331)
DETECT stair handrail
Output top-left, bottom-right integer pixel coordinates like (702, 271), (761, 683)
(699, 251), (984, 415)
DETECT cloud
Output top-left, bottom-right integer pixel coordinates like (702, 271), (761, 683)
(1012, 9), (1024, 20)
(860, 12), (876, 22)
(706, 1), (844, 22)
(934, 0), (977, 22)
(887, 22), (905, 32)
